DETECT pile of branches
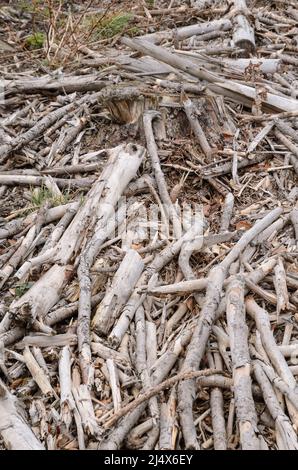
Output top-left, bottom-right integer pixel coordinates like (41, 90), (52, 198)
(0, 0), (297, 450)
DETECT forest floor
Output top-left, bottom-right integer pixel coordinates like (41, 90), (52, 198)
(0, 0), (297, 451)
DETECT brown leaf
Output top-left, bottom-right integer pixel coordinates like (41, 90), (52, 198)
(186, 297), (194, 312)
(236, 220), (252, 231)
(10, 378), (25, 389)
(131, 243), (143, 250)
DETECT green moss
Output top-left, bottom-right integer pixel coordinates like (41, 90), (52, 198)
(146, 0), (154, 7)
(25, 32), (46, 49)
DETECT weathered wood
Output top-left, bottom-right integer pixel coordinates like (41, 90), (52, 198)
(139, 19), (232, 44)
(226, 277), (260, 450)
(178, 207), (282, 449)
(1, 0), (298, 451)
(143, 110), (182, 238)
(0, 379), (45, 450)
(59, 346), (75, 430)
(254, 362), (298, 450)
(122, 37), (298, 112)
(92, 249), (144, 336)
(23, 346), (55, 397)
(183, 98), (212, 158)
(208, 352), (227, 450)
(232, 0), (255, 53)
(3, 74), (107, 95)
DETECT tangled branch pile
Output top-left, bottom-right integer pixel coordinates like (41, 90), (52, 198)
(0, 0), (297, 450)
